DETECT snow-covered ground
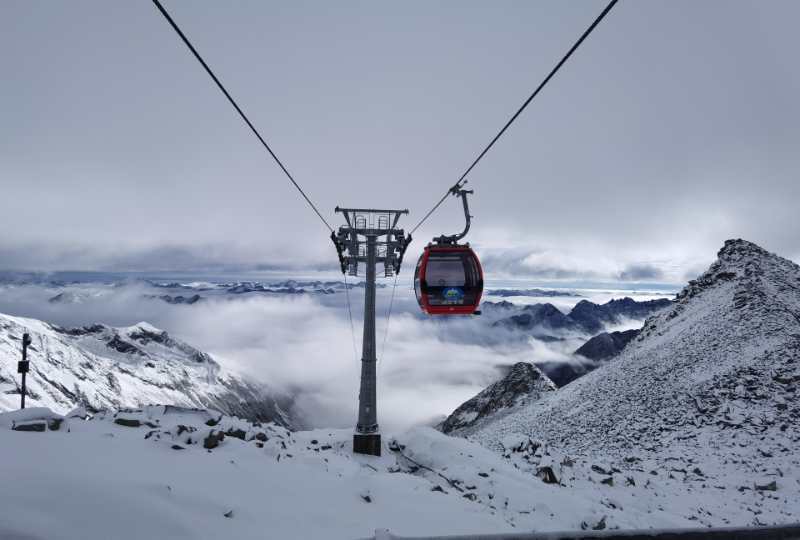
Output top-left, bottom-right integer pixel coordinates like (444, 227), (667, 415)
(0, 405), (751, 540)
(1, 240), (797, 538)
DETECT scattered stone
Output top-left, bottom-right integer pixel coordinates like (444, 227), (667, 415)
(536, 465), (559, 484)
(430, 485), (446, 493)
(224, 428), (247, 441)
(254, 432), (268, 442)
(12, 421), (46, 432)
(462, 493), (478, 501)
(755, 481), (777, 492)
(601, 477), (614, 487)
(204, 430), (225, 449)
(478, 472), (489, 478)
(171, 445), (185, 451)
(114, 418), (141, 428)
(223, 510), (234, 518)
(176, 425), (196, 436)
(581, 516), (607, 531)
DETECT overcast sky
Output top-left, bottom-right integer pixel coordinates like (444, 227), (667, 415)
(1, 0), (798, 282)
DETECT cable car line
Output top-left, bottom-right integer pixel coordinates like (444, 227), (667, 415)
(150, 0), (334, 233)
(380, 273), (399, 364)
(343, 272), (359, 364)
(409, 0), (619, 236)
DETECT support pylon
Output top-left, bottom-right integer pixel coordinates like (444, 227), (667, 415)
(331, 208), (410, 456)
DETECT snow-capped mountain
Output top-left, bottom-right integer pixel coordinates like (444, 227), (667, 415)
(439, 362), (556, 434)
(486, 288), (581, 298)
(0, 314), (293, 427)
(492, 297), (672, 334)
(573, 328), (639, 361)
(568, 297), (672, 334)
(447, 239), (800, 526)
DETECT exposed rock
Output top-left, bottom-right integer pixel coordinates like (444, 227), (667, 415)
(114, 418), (142, 428)
(440, 363), (556, 434)
(492, 297), (672, 336)
(225, 428), (247, 441)
(462, 239), (800, 517)
(569, 298), (672, 334)
(12, 421), (46, 432)
(0, 317), (296, 428)
(204, 430), (225, 449)
(493, 303), (575, 332)
(536, 465), (559, 484)
(574, 329), (640, 362)
(755, 480), (777, 492)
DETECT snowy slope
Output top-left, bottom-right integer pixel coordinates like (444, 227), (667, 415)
(456, 239), (800, 526)
(0, 314), (293, 427)
(0, 406), (716, 539)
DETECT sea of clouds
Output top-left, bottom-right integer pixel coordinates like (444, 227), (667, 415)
(0, 276), (671, 431)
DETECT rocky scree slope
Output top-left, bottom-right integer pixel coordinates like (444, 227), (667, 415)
(0, 314), (293, 427)
(453, 240), (800, 526)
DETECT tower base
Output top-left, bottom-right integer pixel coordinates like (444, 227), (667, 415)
(353, 433), (381, 456)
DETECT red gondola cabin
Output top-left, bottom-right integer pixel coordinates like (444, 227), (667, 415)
(414, 245), (483, 315)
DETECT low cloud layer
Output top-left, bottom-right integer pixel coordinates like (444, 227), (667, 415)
(0, 281), (610, 431)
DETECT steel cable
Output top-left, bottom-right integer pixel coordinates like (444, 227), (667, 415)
(151, 0), (334, 232)
(409, 0), (619, 235)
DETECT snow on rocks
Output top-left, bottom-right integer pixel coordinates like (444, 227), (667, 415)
(455, 239), (800, 528)
(439, 362), (556, 434)
(0, 314), (294, 427)
(0, 406), (65, 432)
(0, 405), (682, 539)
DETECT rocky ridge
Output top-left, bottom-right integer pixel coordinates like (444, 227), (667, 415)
(0, 314), (293, 427)
(451, 240), (800, 526)
(439, 362), (556, 434)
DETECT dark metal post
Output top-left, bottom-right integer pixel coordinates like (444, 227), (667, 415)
(18, 333), (32, 409)
(354, 234), (380, 455)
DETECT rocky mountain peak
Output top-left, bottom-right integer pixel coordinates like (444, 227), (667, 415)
(672, 238), (800, 311)
(439, 362), (556, 434)
(467, 238), (800, 458)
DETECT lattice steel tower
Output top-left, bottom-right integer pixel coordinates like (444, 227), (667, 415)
(331, 207), (410, 456)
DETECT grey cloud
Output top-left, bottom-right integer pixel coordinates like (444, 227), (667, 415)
(618, 264), (665, 282)
(1, 1), (798, 275)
